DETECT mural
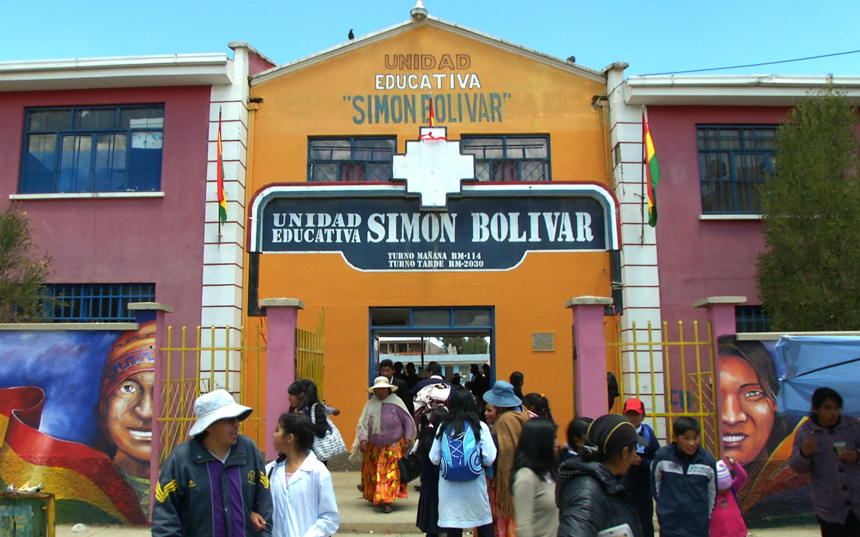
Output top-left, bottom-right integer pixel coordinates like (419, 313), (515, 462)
(0, 322), (155, 525)
(717, 334), (860, 526)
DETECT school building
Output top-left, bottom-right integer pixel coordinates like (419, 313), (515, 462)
(241, 7), (627, 438)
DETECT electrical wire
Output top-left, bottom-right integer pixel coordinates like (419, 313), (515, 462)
(642, 48), (860, 76)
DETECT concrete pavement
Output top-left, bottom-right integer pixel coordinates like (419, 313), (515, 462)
(54, 470), (821, 536)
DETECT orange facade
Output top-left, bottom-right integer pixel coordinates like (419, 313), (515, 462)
(245, 21), (615, 441)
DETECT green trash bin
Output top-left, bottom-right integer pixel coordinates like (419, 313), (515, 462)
(0, 491), (55, 537)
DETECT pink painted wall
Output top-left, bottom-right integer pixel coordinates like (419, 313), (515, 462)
(248, 51), (277, 76)
(0, 86), (210, 330)
(647, 105), (792, 329)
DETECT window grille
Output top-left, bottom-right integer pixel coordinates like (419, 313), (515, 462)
(735, 305), (771, 333)
(697, 126), (777, 213)
(308, 137), (396, 182)
(460, 136), (550, 181)
(20, 106), (165, 194)
(44, 283), (155, 322)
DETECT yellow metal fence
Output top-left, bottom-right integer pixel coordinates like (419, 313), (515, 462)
(157, 325), (266, 464)
(608, 320), (720, 457)
(296, 309), (325, 398)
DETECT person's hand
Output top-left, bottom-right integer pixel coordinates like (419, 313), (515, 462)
(801, 432), (818, 457)
(332, 408), (341, 416)
(404, 438), (414, 451)
(250, 512), (266, 532)
(839, 449), (859, 464)
(360, 440), (368, 453)
(632, 453), (642, 466)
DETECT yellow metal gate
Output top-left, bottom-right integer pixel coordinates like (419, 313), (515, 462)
(156, 311), (326, 464)
(157, 325), (266, 463)
(296, 309), (325, 398)
(608, 320), (720, 457)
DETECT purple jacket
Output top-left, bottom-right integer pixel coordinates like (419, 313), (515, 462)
(788, 415), (860, 524)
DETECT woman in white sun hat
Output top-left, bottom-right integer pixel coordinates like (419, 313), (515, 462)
(350, 376), (415, 513)
(151, 389), (273, 537)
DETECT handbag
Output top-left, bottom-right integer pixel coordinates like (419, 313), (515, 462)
(397, 452), (422, 483)
(310, 404), (347, 461)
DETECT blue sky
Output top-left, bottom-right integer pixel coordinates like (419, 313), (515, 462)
(2, 0), (859, 76)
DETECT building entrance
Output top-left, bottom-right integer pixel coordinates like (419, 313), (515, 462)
(368, 307), (494, 386)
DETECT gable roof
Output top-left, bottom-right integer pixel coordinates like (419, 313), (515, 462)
(251, 15), (605, 86)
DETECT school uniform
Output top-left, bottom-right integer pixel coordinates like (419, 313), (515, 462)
(265, 451), (339, 537)
(429, 420), (497, 530)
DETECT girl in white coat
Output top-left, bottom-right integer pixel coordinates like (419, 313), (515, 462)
(266, 413), (340, 537)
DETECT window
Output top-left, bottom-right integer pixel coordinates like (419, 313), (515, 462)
(735, 305), (771, 333)
(698, 126), (777, 213)
(461, 136), (550, 181)
(20, 106), (164, 194)
(44, 283), (155, 322)
(308, 137), (396, 182)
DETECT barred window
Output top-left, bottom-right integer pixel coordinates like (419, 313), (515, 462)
(460, 136), (550, 181)
(44, 283), (155, 322)
(308, 137), (396, 182)
(20, 106), (164, 194)
(698, 126), (776, 213)
(735, 305), (771, 333)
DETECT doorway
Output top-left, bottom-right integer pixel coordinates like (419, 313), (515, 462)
(368, 307), (495, 388)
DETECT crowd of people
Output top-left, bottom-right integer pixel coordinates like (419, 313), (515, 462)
(148, 361), (860, 537)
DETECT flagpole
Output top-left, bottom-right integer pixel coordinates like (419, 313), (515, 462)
(217, 107), (223, 245)
(640, 106), (646, 245)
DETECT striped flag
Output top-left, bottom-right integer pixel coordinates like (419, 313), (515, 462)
(643, 113), (661, 227)
(216, 112), (228, 225)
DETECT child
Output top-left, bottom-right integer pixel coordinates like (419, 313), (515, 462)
(651, 416), (717, 537)
(558, 417), (591, 463)
(709, 458), (748, 537)
(622, 398), (660, 537)
(416, 408), (449, 537)
(266, 413), (340, 537)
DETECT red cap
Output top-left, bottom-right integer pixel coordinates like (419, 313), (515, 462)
(623, 398), (646, 414)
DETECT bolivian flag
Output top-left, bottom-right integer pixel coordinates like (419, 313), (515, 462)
(216, 113), (228, 224)
(0, 386), (147, 525)
(643, 113), (660, 227)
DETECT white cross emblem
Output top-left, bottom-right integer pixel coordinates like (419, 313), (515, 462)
(392, 126), (476, 210)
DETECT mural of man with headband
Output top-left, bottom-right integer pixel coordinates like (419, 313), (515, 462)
(99, 320), (156, 516)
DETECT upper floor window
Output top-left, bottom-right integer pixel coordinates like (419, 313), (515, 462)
(698, 126), (776, 213)
(308, 137), (396, 182)
(20, 106), (164, 194)
(460, 136), (550, 181)
(44, 283), (155, 322)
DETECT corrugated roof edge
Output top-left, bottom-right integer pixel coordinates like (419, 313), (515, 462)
(251, 16), (606, 86)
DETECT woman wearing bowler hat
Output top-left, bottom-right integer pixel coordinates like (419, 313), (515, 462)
(483, 381), (528, 537)
(557, 414), (645, 537)
(351, 376), (415, 513)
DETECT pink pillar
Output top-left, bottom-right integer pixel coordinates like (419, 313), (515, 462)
(567, 296), (613, 418)
(128, 301), (173, 521)
(259, 298), (304, 460)
(693, 296), (745, 456)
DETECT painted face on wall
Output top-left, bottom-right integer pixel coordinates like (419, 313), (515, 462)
(719, 356), (776, 464)
(104, 370), (154, 475)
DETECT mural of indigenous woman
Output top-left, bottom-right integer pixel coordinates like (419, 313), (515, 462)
(0, 322), (155, 525)
(717, 335), (812, 525)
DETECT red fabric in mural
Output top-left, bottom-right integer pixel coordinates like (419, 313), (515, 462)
(0, 386), (147, 525)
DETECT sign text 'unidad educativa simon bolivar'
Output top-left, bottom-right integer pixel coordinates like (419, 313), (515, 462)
(259, 195), (608, 271)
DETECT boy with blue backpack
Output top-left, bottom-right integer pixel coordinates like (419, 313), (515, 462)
(622, 398), (661, 537)
(651, 417), (717, 537)
(429, 388), (497, 537)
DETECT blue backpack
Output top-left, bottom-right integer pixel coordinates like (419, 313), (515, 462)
(440, 422), (483, 481)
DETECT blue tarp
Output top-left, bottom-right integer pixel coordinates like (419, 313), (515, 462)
(774, 335), (860, 417)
